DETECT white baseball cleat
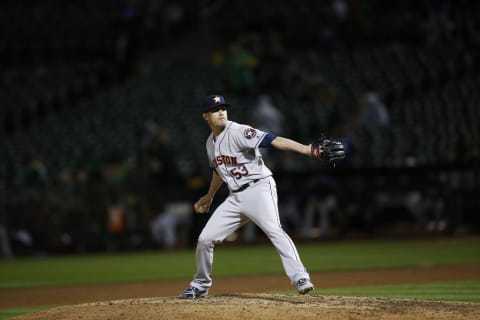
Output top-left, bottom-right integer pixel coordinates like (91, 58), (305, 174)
(180, 286), (208, 299)
(296, 278), (315, 294)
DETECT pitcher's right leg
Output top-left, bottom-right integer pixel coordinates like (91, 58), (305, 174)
(180, 197), (245, 299)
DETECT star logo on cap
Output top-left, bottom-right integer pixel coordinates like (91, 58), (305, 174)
(213, 96), (221, 103)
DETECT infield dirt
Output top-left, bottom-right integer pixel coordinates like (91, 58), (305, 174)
(11, 293), (480, 320)
(5, 264), (480, 320)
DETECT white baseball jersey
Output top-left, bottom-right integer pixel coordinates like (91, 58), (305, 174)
(205, 121), (272, 191)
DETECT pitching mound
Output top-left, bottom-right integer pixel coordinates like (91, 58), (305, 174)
(12, 293), (480, 320)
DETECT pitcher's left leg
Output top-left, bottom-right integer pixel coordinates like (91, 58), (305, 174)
(241, 178), (312, 288)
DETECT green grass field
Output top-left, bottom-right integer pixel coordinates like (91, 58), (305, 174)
(1, 239), (480, 289)
(318, 280), (480, 302)
(0, 307), (47, 320)
(1, 238), (479, 319)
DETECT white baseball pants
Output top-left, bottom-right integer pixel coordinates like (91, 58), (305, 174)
(190, 176), (310, 290)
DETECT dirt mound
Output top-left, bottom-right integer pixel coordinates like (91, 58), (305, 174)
(4, 264), (480, 310)
(6, 263), (480, 319)
(12, 294), (480, 320)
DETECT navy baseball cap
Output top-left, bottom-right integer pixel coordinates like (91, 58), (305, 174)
(202, 95), (230, 113)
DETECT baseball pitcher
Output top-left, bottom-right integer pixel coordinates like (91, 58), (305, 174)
(180, 95), (345, 298)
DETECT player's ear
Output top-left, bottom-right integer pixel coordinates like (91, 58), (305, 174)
(202, 113), (208, 120)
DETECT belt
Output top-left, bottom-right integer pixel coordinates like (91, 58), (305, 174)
(232, 179), (260, 193)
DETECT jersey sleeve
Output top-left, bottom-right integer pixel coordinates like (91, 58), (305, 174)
(259, 133), (277, 148)
(205, 135), (215, 167)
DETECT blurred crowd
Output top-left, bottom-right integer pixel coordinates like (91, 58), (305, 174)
(0, 138), (473, 258)
(1, 0), (480, 258)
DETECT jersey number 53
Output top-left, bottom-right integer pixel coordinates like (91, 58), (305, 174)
(230, 164), (249, 179)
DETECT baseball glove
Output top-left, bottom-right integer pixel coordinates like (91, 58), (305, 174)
(311, 137), (345, 162)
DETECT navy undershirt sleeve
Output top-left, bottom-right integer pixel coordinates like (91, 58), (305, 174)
(259, 133), (277, 148)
